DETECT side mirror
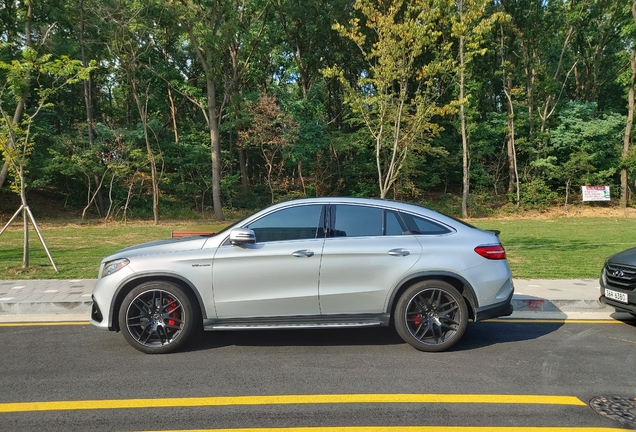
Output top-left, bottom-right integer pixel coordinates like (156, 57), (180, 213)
(229, 228), (256, 245)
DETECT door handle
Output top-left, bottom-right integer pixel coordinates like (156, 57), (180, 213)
(388, 248), (410, 257)
(292, 249), (315, 258)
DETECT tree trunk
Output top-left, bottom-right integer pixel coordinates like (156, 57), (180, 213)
(238, 146), (249, 188)
(298, 159), (306, 196)
(500, 25), (519, 205)
(204, 66), (224, 221)
(130, 81), (160, 224)
(188, 24), (224, 221)
(459, 20), (469, 219)
(504, 79), (519, 206)
(621, 4), (636, 208)
(79, 0), (105, 214)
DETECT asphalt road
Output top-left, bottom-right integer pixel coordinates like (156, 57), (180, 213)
(1, 320), (635, 431)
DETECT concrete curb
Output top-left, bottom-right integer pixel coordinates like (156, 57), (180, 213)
(0, 278), (631, 323)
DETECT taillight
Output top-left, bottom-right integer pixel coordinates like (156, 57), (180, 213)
(474, 244), (506, 260)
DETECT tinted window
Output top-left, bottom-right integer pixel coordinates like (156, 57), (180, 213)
(332, 205), (408, 237)
(385, 210), (406, 236)
(247, 205), (323, 242)
(400, 212), (451, 235)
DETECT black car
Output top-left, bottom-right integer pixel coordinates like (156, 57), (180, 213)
(600, 247), (636, 316)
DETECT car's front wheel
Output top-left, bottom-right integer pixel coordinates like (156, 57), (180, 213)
(395, 280), (468, 352)
(118, 281), (198, 354)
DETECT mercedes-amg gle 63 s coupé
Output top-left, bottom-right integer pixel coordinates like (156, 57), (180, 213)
(91, 198), (514, 354)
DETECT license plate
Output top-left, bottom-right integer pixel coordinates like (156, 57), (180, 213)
(605, 288), (628, 303)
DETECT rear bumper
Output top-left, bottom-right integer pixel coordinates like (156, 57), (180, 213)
(474, 289), (514, 321)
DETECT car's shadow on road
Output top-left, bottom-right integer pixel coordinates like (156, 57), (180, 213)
(183, 320), (563, 353)
(456, 321), (563, 351)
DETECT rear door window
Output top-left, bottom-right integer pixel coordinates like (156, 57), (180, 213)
(399, 212), (451, 235)
(331, 205), (408, 237)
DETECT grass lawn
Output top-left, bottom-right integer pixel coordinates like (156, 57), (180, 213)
(471, 218), (636, 279)
(0, 220), (230, 280)
(0, 217), (635, 280)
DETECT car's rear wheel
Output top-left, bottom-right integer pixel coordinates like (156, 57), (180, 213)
(118, 281), (197, 354)
(395, 280), (468, 352)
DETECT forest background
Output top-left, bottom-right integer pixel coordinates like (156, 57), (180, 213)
(1, 0), (636, 224)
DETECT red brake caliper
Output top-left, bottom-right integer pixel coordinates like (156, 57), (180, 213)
(166, 298), (177, 327)
(414, 314), (422, 326)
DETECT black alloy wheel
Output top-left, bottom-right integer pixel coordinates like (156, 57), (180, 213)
(118, 281), (197, 354)
(395, 280), (468, 352)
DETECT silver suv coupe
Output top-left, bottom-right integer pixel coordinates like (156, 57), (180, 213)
(91, 198), (514, 354)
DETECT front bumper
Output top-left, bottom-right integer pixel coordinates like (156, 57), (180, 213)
(90, 265), (136, 331)
(599, 270), (636, 315)
(600, 296), (636, 314)
(91, 295), (104, 324)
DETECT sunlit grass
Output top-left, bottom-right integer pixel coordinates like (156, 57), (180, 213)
(1, 217), (635, 280)
(0, 220), (231, 280)
(471, 218), (636, 279)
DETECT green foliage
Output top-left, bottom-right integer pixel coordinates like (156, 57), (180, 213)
(0, 0), (634, 218)
(516, 178), (559, 209)
(532, 102), (624, 198)
(0, 46), (91, 197)
(325, 0), (452, 198)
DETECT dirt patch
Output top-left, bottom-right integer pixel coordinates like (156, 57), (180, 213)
(470, 204), (636, 221)
(0, 189), (83, 221)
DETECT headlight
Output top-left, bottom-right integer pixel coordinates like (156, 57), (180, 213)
(101, 258), (130, 278)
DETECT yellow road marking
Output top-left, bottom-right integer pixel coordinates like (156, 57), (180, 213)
(0, 394), (586, 413)
(0, 322), (89, 327)
(486, 319), (630, 324)
(1, 319), (632, 327)
(145, 428), (630, 432)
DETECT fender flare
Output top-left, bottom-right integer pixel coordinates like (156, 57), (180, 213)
(386, 271), (478, 319)
(107, 271), (208, 330)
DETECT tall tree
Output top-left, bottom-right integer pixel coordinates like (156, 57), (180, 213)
(175, 0), (234, 220)
(240, 94), (298, 203)
(0, 0), (34, 190)
(174, 0), (273, 213)
(620, 1), (636, 207)
(326, 0), (452, 199)
(77, 0), (104, 213)
(497, 19), (521, 205)
(105, 1), (163, 224)
(451, 0), (501, 217)
(570, 0), (623, 105)
(0, 46), (88, 268)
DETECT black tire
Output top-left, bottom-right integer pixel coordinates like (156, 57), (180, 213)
(118, 281), (198, 354)
(394, 280), (468, 352)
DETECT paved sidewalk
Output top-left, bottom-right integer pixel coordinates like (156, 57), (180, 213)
(0, 278), (633, 322)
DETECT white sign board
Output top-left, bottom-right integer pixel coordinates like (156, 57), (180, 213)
(582, 186), (610, 201)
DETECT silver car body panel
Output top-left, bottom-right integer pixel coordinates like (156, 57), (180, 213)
(92, 244), (220, 330)
(91, 197), (514, 332)
(212, 238), (324, 318)
(319, 235), (422, 314)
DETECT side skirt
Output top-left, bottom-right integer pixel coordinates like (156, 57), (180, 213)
(203, 314), (390, 331)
